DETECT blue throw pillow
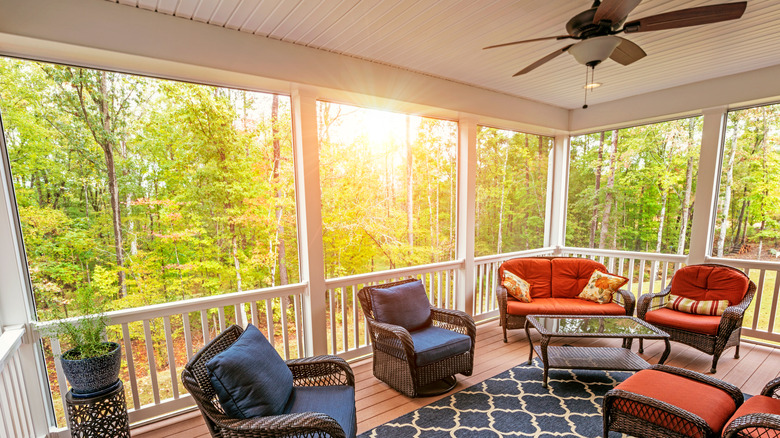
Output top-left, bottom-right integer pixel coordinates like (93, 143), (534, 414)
(206, 324), (293, 418)
(370, 280), (431, 331)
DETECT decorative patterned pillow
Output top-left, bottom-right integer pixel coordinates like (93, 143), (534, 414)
(578, 270), (629, 304)
(502, 271), (532, 303)
(665, 294), (729, 316)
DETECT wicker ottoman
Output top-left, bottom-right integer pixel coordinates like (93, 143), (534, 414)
(603, 365), (743, 438)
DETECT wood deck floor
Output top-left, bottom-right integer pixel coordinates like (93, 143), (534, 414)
(132, 319), (780, 437)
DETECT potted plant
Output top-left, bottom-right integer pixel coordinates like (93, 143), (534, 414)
(54, 311), (122, 395)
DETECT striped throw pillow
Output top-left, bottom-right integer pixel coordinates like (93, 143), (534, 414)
(665, 294), (729, 316)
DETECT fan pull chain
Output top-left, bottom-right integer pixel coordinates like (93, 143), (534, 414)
(582, 65), (590, 109)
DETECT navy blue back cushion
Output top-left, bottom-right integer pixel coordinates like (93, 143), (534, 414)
(206, 324), (293, 418)
(370, 280), (431, 331)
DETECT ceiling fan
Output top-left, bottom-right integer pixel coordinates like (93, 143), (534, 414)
(485, 0), (748, 77)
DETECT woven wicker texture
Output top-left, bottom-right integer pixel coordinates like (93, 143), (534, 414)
(723, 377), (780, 438)
(604, 365), (744, 438)
(181, 324), (356, 438)
(66, 380), (131, 438)
(358, 278), (476, 398)
(495, 257), (636, 342)
(637, 263), (757, 373)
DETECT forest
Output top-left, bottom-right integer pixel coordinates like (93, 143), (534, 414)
(1, 57), (779, 324)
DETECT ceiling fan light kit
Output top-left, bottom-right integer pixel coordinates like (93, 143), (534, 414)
(568, 36), (621, 67)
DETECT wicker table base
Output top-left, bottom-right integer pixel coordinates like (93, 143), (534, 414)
(525, 315), (671, 388)
(66, 380), (130, 438)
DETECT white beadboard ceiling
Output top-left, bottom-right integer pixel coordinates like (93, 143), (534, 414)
(107, 0), (780, 109)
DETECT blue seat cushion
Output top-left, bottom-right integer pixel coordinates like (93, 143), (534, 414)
(284, 385), (356, 438)
(206, 324), (293, 418)
(370, 280), (431, 331)
(410, 326), (472, 367)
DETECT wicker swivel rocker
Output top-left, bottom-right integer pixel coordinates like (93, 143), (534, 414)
(181, 324), (356, 438)
(723, 376), (780, 438)
(637, 264), (756, 373)
(358, 278), (476, 397)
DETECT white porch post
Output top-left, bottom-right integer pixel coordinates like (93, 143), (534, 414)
(688, 106), (727, 265)
(290, 85), (328, 357)
(545, 134), (570, 250)
(455, 116), (477, 315)
(0, 128), (53, 435)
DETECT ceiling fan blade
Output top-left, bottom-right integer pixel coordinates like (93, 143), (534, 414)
(623, 1), (747, 33)
(609, 37), (646, 66)
(513, 45), (574, 76)
(483, 35), (573, 50)
(593, 0), (642, 25)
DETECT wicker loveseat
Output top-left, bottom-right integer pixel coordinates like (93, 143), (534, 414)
(496, 256), (635, 342)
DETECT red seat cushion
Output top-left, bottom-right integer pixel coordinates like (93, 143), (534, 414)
(671, 265), (750, 305)
(724, 395), (780, 437)
(645, 308), (721, 336)
(506, 298), (626, 316)
(613, 369), (737, 435)
(500, 258), (552, 299)
(550, 258), (607, 298)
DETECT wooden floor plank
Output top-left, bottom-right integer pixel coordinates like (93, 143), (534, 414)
(132, 320), (780, 438)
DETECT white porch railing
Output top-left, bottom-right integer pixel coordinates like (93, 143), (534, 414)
(323, 259), (464, 361)
(14, 248), (780, 436)
(33, 282), (307, 430)
(0, 326), (35, 438)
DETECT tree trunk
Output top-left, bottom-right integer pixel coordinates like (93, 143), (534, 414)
(96, 72), (126, 296)
(717, 124), (739, 256)
(656, 190), (668, 253)
(589, 132), (604, 247)
(599, 130), (617, 248)
(677, 155), (694, 254)
(497, 140), (510, 253)
(731, 191), (747, 252)
(271, 95), (289, 286)
(406, 116), (413, 252)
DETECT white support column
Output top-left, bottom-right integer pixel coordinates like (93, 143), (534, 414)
(545, 134), (570, 250)
(290, 85), (328, 357)
(455, 116), (477, 315)
(688, 106), (728, 264)
(0, 122), (53, 435)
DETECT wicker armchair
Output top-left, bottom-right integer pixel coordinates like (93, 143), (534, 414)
(723, 377), (780, 438)
(637, 263), (756, 373)
(181, 325), (356, 438)
(358, 278), (476, 397)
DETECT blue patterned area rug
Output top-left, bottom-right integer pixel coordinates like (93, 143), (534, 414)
(359, 360), (632, 438)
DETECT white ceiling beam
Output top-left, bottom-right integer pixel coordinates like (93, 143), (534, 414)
(0, 0), (569, 133)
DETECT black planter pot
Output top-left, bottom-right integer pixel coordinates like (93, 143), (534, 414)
(61, 341), (122, 395)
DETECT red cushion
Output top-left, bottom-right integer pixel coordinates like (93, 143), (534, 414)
(645, 308), (721, 336)
(550, 258), (606, 298)
(614, 369), (737, 435)
(506, 298), (626, 316)
(724, 395), (780, 437)
(671, 265), (749, 305)
(500, 258), (552, 299)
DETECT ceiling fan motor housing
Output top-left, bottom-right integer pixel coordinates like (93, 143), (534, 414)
(566, 7), (623, 38)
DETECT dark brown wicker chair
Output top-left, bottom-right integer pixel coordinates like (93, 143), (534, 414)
(637, 263), (757, 373)
(358, 278), (476, 398)
(181, 324), (356, 438)
(604, 364), (744, 438)
(723, 377), (780, 438)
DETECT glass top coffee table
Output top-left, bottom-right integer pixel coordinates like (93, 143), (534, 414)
(524, 315), (670, 388)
